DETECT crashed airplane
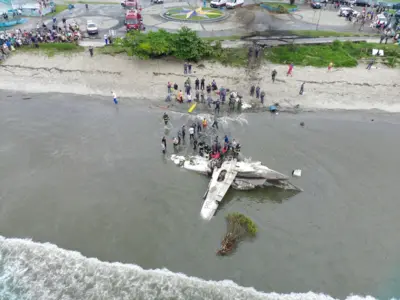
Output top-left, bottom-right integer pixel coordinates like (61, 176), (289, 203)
(171, 154), (302, 221)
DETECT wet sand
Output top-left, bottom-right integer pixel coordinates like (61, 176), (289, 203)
(1, 52), (399, 111)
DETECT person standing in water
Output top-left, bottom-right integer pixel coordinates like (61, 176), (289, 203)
(112, 91), (118, 104)
(161, 137), (166, 154)
(189, 125), (195, 141)
(163, 112), (169, 125)
(181, 125), (186, 141)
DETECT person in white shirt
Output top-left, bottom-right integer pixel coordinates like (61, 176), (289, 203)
(189, 126), (195, 141)
(112, 91), (118, 104)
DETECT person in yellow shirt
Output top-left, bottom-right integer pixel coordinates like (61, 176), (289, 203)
(202, 118), (207, 129)
(328, 61), (333, 71)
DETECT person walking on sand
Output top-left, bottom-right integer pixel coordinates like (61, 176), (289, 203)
(104, 34), (108, 46)
(255, 86), (260, 99)
(328, 61), (333, 71)
(260, 91), (265, 104)
(366, 58), (375, 70)
(188, 62), (192, 74)
(173, 83), (178, 91)
(200, 77), (205, 90)
(202, 118), (208, 130)
(272, 69), (277, 82)
(89, 46), (93, 57)
(250, 85), (255, 96)
(195, 78), (199, 90)
(112, 91), (118, 104)
(167, 82), (172, 94)
(299, 82), (305, 95)
(184, 62), (187, 74)
(287, 63), (294, 76)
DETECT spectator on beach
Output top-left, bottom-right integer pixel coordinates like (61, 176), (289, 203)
(328, 61), (333, 71)
(366, 58), (375, 70)
(272, 69), (277, 82)
(287, 63), (294, 76)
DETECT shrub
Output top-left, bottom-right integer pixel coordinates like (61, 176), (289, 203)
(121, 27), (212, 61)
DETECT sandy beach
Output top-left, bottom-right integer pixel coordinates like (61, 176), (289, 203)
(1, 52), (399, 111)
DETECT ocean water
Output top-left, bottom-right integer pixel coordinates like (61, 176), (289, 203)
(0, 236), (379, 300)
(1, 92), (400, 299)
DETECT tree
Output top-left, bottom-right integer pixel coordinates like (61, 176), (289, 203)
(217, 213), (257, 255)
(173, 27), (211, 61)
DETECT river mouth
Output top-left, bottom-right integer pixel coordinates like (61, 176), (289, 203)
(0, 92), (399, 299)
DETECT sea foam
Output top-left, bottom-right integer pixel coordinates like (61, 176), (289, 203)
(0, 236), (379, 300)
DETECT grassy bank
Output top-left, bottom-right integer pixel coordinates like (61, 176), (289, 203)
(19, 43), (84, 57)
(48, 4), (69, 16)
(288, 30), (379, 38)
(264, 41), (400, 67)
(76, 1), (121, 4)
(96, 28), (399, 68)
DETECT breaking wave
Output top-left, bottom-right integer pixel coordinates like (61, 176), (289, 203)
(0, 236), (377, 300)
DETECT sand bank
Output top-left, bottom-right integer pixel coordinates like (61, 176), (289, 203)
(0, 52), (399, 112)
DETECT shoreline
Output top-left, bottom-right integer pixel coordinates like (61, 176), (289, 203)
(1, 52), (400, 112)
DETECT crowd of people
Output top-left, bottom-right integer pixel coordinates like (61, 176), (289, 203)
(161, 112), (241, 160)
(0, 16), (81, 60)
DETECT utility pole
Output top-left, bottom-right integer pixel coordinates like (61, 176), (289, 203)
(316, 8), (322, 30)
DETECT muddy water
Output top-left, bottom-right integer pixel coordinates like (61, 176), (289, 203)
(0, 91), (399, 299)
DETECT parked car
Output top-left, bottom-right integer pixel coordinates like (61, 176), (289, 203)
(338, 6), (354, 16)
(226, 0), (244, 8)
(311, 0), (322, 8)
(210, 0), (227, 8)
(86, 20), (98, 35)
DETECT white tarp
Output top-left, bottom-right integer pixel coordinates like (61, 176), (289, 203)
(372, 49), (384, 56)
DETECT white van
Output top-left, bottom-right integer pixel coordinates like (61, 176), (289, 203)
(226, 0), (244, 9)
(210, 0), (227, 8)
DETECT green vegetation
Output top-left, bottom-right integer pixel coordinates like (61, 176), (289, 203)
(19, 43), (84, 57)
(263, 2), (296, 9)
(202, 35), (244, 42)
(114, 27), (233, 62)
(99, 29), (400, 68)
(217, 213), (257, 255)
(165, 7), (223, 20)
(76, 1), (120, 4)
(288, 30), (378, 38)
(264, 40), (400, 67)
(48, 4), (68, 16)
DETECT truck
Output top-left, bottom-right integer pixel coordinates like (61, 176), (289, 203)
(121, 0), (139, 9)
(125, 9), (144, 31)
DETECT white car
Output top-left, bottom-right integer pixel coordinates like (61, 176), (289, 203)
(226, 0), (244, 8)
(374, 14), (387, 27)
(86, 20), (98, 35)
(210, 0), (227, 8)
(338, 6), (353, 16)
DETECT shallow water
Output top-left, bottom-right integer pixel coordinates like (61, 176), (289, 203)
(0, 92), (400, 299)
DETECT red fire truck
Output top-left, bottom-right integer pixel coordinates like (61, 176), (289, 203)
(125, 9), (144, 31)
